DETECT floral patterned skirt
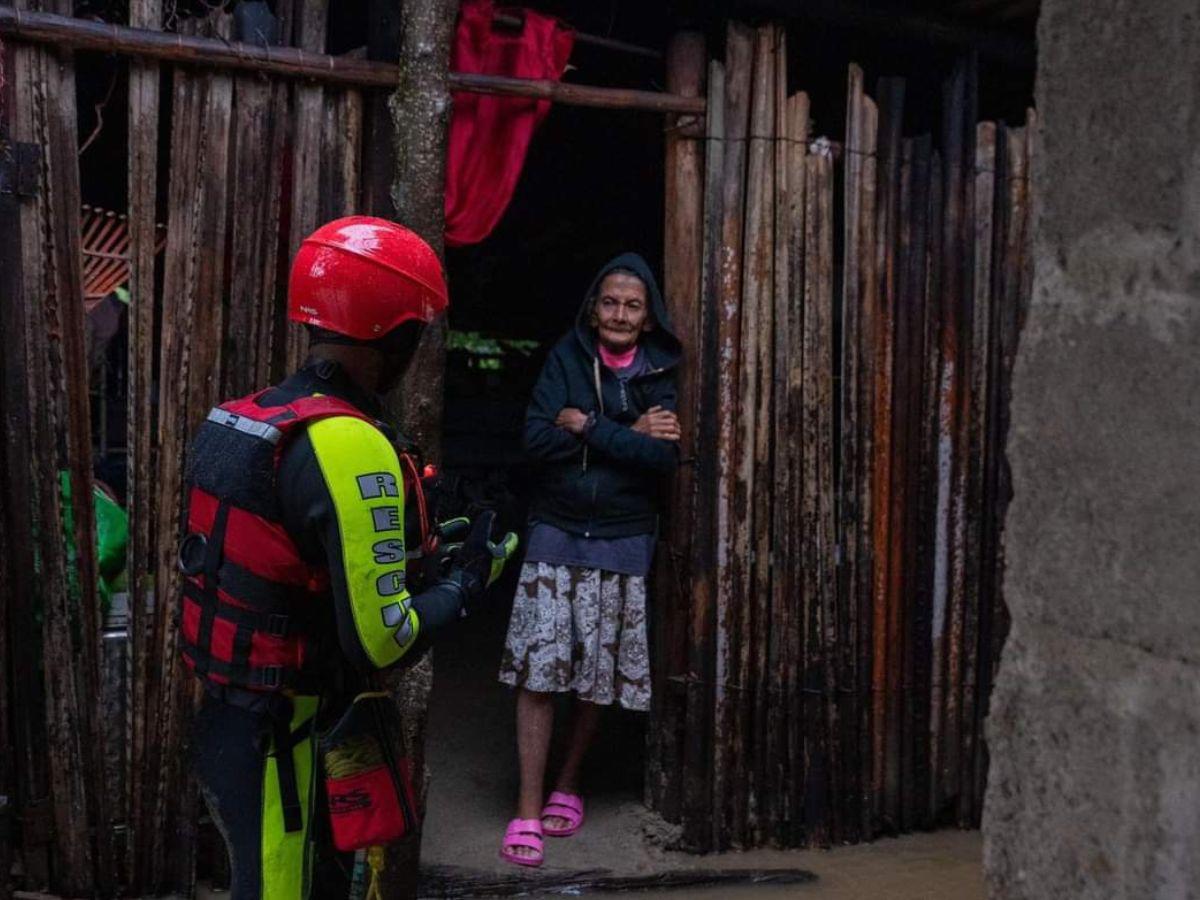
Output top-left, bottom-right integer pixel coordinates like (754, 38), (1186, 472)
(497, 562), (651, 711)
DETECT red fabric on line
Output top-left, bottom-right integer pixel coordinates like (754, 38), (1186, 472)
(444, 0), (574, 247)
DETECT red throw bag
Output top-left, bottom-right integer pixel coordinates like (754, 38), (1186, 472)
(321, 693), (418, 852)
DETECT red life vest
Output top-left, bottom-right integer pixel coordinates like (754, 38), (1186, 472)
(179, 389), (375, 695)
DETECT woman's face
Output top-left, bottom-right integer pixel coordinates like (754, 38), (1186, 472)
(592, 272), (650, 353)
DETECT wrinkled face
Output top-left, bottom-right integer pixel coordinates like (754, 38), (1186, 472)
(591, 272), (651, 353)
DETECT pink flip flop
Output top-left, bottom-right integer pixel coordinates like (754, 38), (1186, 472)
(540, 791), (585, 837)
(499, 818), (544, 867)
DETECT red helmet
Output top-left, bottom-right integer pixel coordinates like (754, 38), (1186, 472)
(288, 216), (448, 341)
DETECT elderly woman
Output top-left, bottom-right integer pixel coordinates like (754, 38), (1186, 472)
(498, 253), (682, 867)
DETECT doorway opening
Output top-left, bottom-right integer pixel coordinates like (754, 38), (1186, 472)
(425, 23), (670, 871)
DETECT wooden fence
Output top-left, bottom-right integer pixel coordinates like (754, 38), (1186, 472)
(648, 22), (1033, 852)
(0, 1), (365, 894)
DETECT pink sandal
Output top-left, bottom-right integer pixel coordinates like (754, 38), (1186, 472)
(499, 818), (544, 867)
(540, 791), (585, 837)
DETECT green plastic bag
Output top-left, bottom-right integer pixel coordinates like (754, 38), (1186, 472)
(58, 472), (129, 615)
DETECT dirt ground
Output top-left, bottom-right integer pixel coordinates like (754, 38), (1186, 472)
(417, 603), (985, 899)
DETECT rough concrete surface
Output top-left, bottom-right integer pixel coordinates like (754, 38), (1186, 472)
(984, 0), (1200, 897)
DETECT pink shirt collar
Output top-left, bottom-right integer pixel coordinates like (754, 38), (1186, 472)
(598, 343), (638, 370)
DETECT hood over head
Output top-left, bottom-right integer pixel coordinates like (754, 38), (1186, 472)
(573, 252), (681, 371)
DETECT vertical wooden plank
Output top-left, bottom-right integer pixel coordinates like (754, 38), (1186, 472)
(224, 74), (287, 397)
(9, 0), (113, 888)
(803, 140), (837, 847)
(0, 67), (52, 888)
(916, 148), (944, 828)
(944, 55), (978, 824)
(783, 89), (810, 848)
(653, 28), (706, 825)
(931, 59), (968, 822)
(319, 88), (364, 221)
(739, 23), (775, 847)
(125, 0), (162, 885)
(855, 95), (880, 843)
(838, 65), (863, 844)
(897, 135), (933, 833)
(712, 20), (753, 852)
(682, 58), (725, 853)
(959, 120), (995, 825)
(870, 75), (904, 833)
(974, 123), (1009, 823)
(145, 18), (234, 888)
(284, 0), (328, 372)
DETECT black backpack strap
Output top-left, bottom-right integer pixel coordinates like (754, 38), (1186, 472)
(193, 501), (230, 679)
(272, 713), (315, 833)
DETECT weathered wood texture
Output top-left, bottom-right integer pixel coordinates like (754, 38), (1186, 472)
(650, 29), (706, 823)
(4, 0), (113, 893)
(646, 42), (1034, 850)
(381, 1), (458, 896)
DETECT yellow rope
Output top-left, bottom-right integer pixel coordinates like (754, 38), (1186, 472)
(323, 733), (385, 779)
(364, 845), (386, 900)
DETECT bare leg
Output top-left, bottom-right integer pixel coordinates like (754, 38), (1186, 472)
(512, 688), (554, 858)
(544, 699), (603, 830)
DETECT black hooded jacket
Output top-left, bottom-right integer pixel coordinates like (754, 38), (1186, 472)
(524, 253), (682, 538)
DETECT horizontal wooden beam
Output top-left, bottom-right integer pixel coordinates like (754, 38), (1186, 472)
(0, 8), (702, 114)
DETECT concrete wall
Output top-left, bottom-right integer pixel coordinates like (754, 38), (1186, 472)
(983, 1), (1200, 897)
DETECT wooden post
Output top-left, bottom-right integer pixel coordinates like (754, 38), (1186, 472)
(931, 58), (967, 821)
(125, 0), (161, 888)
(283, 1), (328, 372)
(145, 17), (235, 890)
(737, 23), (776, 847)
(382, 0), (458, 894)
(959, 119), (995, 824)
(916, 148), (945, 828)
(872, 75), (904, 832)
(782, 89), (810, 848)
(651, 28), (705, 823)
(803, 140), (837, 847)
(765, 27), (793, 845)
(682, 57), (725, 854)
(8, 0), (114, 890)
(711, 20), (752, 851)
(0, 60), (52, 889)
(224, 63), (289, 395)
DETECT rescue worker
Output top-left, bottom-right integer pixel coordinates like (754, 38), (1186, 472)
(179, 216), (517, 899)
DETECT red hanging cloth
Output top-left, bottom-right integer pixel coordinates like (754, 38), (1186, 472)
(444, 0), (575, 247)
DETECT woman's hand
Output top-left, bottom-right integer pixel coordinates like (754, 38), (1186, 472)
(632, 406), (681, 442)
(555, 407), (590, 435)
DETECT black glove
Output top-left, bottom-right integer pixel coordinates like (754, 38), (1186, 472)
(419, 516), (471, 585)
(440, 510), (518, 615)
